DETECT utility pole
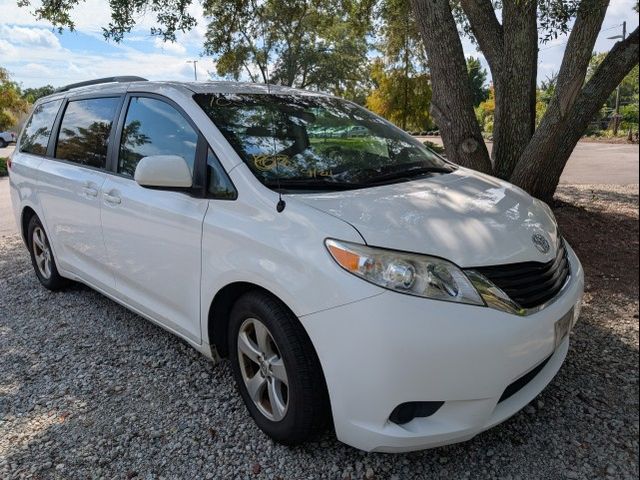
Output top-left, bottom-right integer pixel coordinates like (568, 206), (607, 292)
(186, 60), (198, 81)
(607, 21), (626, 135)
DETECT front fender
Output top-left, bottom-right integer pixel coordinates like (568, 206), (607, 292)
(199, 188), (383, 346)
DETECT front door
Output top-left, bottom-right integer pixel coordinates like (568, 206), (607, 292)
(100, 95), (207, 342)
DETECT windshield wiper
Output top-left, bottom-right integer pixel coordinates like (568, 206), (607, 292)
(264, 177), (365, 191)
(364, 165), (454, 184)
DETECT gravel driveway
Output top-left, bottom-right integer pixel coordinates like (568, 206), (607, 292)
(1, 185), (638, 480)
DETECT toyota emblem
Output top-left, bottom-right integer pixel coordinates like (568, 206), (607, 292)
(532, 233), (551, 254)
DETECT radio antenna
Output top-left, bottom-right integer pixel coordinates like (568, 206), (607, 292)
(263, 42), (286, 212)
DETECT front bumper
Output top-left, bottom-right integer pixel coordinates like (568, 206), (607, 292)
(300, 243), (584, 452)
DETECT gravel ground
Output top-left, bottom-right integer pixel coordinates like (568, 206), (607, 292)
(1, 184), (638, 480)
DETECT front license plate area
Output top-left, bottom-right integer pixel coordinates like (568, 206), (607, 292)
(554, 308), (574, 348)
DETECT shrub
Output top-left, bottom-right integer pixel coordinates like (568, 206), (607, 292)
(423, 140), (446, 155)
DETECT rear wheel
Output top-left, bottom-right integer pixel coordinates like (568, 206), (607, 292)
(27, 216), (69, 290)
(0, 138), (7, 148)
(228, 291), (330, 445)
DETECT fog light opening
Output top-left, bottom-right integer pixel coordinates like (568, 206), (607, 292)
(389, 401), (445, 425)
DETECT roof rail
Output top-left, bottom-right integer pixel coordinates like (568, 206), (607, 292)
(55, 76), (148, 93)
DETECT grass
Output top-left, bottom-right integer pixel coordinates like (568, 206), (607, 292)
(0, 157), (7, 177)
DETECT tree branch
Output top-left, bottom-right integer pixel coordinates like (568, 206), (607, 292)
(550, 0), (610, 120)
(459, 0), (504, 70)
(511, 26), (639, 200)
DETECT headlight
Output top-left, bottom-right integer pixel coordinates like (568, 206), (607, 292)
(325, 239), (485, 305)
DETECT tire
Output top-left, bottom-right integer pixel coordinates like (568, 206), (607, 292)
(0, 138), (6, 148)
(228, 291), (330, 445)
(27, 215), (69, 290)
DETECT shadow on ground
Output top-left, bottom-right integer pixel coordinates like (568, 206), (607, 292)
(0, 185), (638, 479)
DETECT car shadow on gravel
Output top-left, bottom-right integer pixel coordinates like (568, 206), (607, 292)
(1, 185), (638, 479)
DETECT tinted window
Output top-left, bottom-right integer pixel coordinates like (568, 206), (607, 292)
(118, 97), (198, 178)
(207, 148), (236, 199)
(55, 97), (120, 168)
(19, 99), (63, 155)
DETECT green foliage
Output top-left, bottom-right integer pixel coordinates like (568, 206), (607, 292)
(475, 86), (495, 133)
(17, 0), (197, 41)
(365, 59), (434, 132)
(376, 0), (426, 70)
(202, 0), (373, 97)
(423, 140), (445, 154)
(22, 85), (55, 103)
(0, 68), (30, 131)
(365, 0), (432, 131)
(538, 72), (558, 105)
(0, 157), (7, 176)
(467, 57), (488, 107)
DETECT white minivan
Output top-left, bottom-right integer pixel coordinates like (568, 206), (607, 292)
(9, 77), (584, 453)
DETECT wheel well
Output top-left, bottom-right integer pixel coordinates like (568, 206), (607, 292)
(21, 207), (37, 245)
(208, 282), (284, 358)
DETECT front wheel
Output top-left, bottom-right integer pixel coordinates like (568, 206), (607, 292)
(228, 291), (330, 445)
(0, 139), (7, 148)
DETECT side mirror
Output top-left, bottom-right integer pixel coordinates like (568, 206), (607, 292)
(134, 155), (192, 188)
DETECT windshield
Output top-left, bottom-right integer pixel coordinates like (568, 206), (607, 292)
(194, 93), (454, 191)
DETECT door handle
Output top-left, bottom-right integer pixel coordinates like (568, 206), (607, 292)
(81, 181), (99, 198)
(104, 192), (122, 205)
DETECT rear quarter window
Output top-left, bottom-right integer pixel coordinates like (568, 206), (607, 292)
(19, 99), (63, 155)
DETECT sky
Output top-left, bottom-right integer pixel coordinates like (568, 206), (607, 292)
(0, 0), (638, 90)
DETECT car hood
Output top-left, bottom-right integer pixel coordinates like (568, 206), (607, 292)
(294, 168), (560, 268)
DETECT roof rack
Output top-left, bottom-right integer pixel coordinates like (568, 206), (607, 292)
(55, 76), (148, 93)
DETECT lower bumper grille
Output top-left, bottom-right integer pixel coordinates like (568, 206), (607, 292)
(498, 354), (552, 403)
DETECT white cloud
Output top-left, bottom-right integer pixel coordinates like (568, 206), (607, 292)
(0, 38), (16, 59)
(0, 25), (61, 49)
(21, 62), (54, 77)
(153, 37), (187, 55)
(607, 0), (637, 17)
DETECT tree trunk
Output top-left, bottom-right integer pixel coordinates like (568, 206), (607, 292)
(491, 0), (538, 180)
(410, 0), (492, 173)
(510, 0), (613, 202)
(511, 27), (639, 201)
(458, 0), (538, 179)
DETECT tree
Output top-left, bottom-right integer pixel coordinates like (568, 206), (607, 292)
(366, 59), (434, 132)
(22, 85), (56, 103)
(202, 0), (373, 97)
(0, 68), (29, 131)
(21, 0), (640, 201)
(588, 53), (639, 117)
(410, 0), (639, 201)
(368, 0), (431, 130)
(17, 0), (197, 41)
(467, 57), (488, 107)
(476, 85), (495, 133)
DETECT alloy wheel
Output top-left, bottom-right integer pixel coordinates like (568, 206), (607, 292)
(237, 317), (289, 421)
(32, 226), (52, 279)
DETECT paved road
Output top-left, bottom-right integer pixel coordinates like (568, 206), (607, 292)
(419, 137), (639, 185)
(1, 140), (639, 236)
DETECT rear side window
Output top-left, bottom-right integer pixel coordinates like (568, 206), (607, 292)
(118, 96), (198, 178)
(19, 99), (63, 155)
(55, 97), (120, 169)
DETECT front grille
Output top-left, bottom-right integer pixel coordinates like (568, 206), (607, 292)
(472, 239), (570, 309)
